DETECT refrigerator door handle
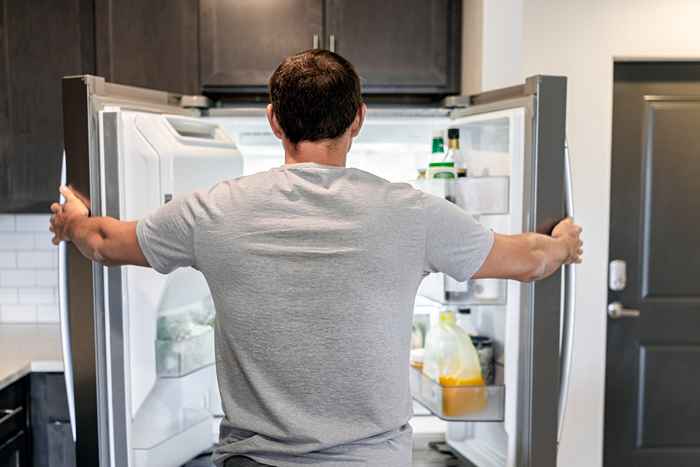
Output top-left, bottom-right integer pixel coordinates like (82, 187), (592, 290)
(58, 153), (77, 442)
(558, 140), (576, 443)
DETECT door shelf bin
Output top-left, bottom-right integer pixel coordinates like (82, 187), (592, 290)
(156, 328), (215, 378)
(418, 276), (507, 306)
(413, 176), (510, 215)
(410, 367), (505, 422)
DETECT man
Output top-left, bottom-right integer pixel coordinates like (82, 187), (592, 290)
(50, 50), (582, 467)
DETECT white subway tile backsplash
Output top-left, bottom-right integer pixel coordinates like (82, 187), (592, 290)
(0, 288), (18, 305)
(0, 215), (15, 231)
(0, 269), (36, 287)
(16, 214), (51, 231)
(0, 233), (34, 250)
(17, 251), (55, 269)
(34, 232), (56, 250)
(0, 252), (16, 268)
(36, 304), (59, 323)
(35, 270), (58, 287)
(0, 215), (59, 323)
(0, 304), (37, 322)
(19, 288), (55, 305)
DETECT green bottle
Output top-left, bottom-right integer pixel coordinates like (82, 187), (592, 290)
(428, 131), (455, 179)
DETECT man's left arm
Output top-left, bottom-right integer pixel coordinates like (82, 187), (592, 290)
(50, 186), (149, 267)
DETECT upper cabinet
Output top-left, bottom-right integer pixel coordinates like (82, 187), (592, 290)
(325, 0), (461, 95)
(0, 0), (94, 213)
(94, 0), (200, 94)
(199, 0), (462, 96)
(2, 0), (464, 212)
(0, 0), (199, 213)
(199, 0), (324, 94)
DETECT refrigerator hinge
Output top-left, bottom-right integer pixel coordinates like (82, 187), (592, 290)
(180, 95), (212, 110)
(441, 94), (471, 109)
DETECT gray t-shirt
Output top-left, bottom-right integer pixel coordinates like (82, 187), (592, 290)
(136, 163), (494, 466)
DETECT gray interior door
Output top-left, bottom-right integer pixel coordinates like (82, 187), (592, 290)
(606, 62), (700, 467)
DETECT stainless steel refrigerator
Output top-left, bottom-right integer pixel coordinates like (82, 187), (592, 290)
(60, 74), (574, 467)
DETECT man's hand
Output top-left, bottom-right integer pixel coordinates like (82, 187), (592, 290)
(474, 217), (583, 282)
(50, 186), (89, 245)
(48, 186), (148, 267)
(552, 217), (583, 265)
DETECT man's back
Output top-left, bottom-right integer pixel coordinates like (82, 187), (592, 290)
(137, 163), (494, 466)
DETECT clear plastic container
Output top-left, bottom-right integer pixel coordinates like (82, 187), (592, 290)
(422, 309), (487, 415)
(156, 326), (215, 377)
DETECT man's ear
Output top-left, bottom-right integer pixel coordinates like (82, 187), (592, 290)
(266, 104), (285, 140)
(350, 103), (367, 138)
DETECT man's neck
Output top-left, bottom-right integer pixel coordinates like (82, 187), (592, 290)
(283, 139), (348, 167)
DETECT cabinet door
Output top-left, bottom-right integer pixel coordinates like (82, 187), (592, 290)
(325, 0), (461, 94)
(0, 430), (30, 467)
(46, 423), (75, 467)
(30, 374), (73, 467)
(0, 0), (94, 213)
(95, 0), (199, 94)
(200, 0), (323, 93)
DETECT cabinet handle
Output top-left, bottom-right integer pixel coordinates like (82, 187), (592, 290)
(313, 34), (319, 49)
(329, 34), (336, 53)
(0, 406), (23, 425)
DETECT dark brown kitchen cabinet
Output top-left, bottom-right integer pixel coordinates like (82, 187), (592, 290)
(0, 377), (30, 467)
(199, 0), (461, 96)
(94, 0), (200, 94)
(0, 0), (94, 213)
(199, 0), (324, 94)
(30, 374), (75, 467)
(0, 430), (29, 467)
(325, 0), (461, 94)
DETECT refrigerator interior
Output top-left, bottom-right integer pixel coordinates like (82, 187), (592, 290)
(99, 105), (524, 467)
(207, 107), (525, 467)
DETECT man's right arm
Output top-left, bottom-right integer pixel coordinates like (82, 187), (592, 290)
(473, 218), (583, 282)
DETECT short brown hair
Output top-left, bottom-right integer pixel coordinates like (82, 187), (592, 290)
(269, 49), (363, 144)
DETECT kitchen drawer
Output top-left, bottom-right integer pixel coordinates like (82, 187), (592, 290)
(0, 407), (25, 447)
(0, 429), (30, 467)
(0, 380), (26, 420)
(0, 379), (28, 444)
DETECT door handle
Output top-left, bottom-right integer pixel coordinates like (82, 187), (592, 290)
(329, 34), (336, 53)
(608, 302), (640, 319)
(558, 139), (576, 443)
(313, 33), (319, 49)
(58, 153), (77, 442)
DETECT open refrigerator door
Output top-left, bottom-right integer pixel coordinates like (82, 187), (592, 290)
(61, 75), (244, 467)
(99, 109), (242, 467)
(411, 77), (569, 467)
(417, 107), (527, 467)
